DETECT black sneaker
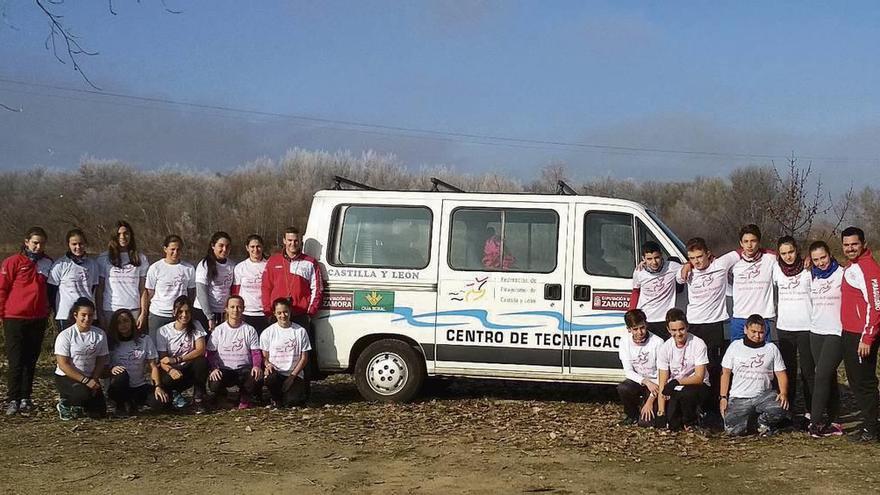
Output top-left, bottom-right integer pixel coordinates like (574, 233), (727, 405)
(618, 416), (638, 426)
(847, 428), (878, 443)
(18, 399), (33, 416)
(193, 400), (208, 415)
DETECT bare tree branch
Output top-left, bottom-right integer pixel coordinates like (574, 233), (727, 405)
(108, 0), (116, 15)
(35, 0), (101, 89)
(0, 103), (22, 112)
(160, 0), (182, 14)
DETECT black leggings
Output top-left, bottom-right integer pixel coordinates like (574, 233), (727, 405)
(842, 332), (880, 434)
(107, 371), (153, 407)
(809, 333), (842, 425)
(157, 356), (209, 398)
(54, 375), (107, 417)
(243, 314), (270, 334)
(208, 367), (261, 397)
(776, 329), (814, 415)
(666, 383), (709, 430)
(3, 318), (46, 402)
(265, 373), (309, 407)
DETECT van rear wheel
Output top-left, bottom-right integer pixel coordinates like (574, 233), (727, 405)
(354, 339), (425, 403)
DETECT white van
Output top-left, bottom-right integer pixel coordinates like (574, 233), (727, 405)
(304, 179), (687, 402)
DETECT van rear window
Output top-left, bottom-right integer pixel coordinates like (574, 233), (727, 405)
(449, 208), (558, 273)
(332, 205), (432, 269)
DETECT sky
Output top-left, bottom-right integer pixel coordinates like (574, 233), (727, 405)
(1, 1), (878, 190)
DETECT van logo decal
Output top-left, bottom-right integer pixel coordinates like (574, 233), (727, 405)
(353, 290), (395, 312)
(449, 276), (488, 302)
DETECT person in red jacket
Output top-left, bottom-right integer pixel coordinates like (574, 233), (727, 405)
(839, 226), (880, 442)
(261, 227), (323, 378)
(0, 227), (53, 416)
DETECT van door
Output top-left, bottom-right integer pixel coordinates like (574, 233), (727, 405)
(434, 200), (570, 377)
(565, 204), (638, 381)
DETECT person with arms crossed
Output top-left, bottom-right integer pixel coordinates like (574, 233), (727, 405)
(838, 226), (880, 442)
(617, 309), (663, 426)
(656, 308), (711, 431)
(719, 314), (789, 436)
(0, 227), (53, 416)
(629, 241), (681, 340)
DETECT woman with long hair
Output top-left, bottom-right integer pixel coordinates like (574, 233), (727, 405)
(0, 226), (53, 416)
(154, 295), (209, 414)
(232, 234), (269, 333)
(105, 308), (167, 416)
(48, 229), (99, 332)
(97, 221), (149, 330)
(143, 235), (195, 344)
(54, 297), (109, 420)
(194, 231), (235, 332)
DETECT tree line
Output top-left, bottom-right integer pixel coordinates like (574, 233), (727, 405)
(0, 149), (875, 260)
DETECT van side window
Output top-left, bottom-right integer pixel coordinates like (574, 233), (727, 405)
(583, 212), (635, 278)
(637, 219), (673, 260)
(449, 208), (558, 273)
(332, 205), (432, 269)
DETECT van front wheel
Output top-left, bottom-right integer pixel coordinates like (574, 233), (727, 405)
(354, 339), (425, 402)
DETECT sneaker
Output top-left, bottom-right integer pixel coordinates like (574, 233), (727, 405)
(56, 402), (73, 421)
(193, 400), (207, 415)
(18, 399), (33, 415)
(618, 416), (638, 426)
(847, 428), (879, 443)
(757, 423), (778, 437)
(5, 400), (19, 416)
(172, 392), (188, 410)
(112, 403), (129, 418)
(237, 400), (252, 410)
(825, 423), (844, 436)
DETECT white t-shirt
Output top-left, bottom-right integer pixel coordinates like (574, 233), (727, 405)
(617, 333), (663, 385)
(48, 255), (99, 321)
(772, 265), (812, 331)
(233, 258), (268, 316)
(260, 322), (312, 378)
(97, 251), (150, 311)
(725, 251), (776, 319)
(155, 321), (207, 361)
(632, 260), (682, 323)
(145, 260), (196, 317)
(109, 336), (158, 387)
(54, 325), (109, 377)
(656, 333), (710, 386)
(721, 339), (786, 399)
(679, 256), (736, 324)
(207, 321), (260, 370)
(810, 267), (844, 336)
(194, 258), (236, 314)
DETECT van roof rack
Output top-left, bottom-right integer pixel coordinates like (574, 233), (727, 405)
(430, 177), (466, 193)
(332, 176), (377, 191)
(556, 180), (578, 196)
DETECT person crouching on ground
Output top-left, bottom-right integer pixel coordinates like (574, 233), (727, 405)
(105, 308), (168, 416)
(656, 308), (710, 431)
(719, 314), (789, 436)
(54, 297), (109, 420)
(261, 297), (312, 408)
(617, 308), (664, 426)
(155, 295), (209, 414)
(206, 295), (262, 409)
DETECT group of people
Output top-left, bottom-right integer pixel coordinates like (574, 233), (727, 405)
(0, 223), (323, 419)
(620, 225), (880, 441)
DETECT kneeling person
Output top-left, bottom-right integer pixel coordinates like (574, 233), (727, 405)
(261, 298), (312, 408)
(617, 309), (663, 426)
(106, 309), (168, 415)
(207, 295), (262, 409)
(54, 298), (109, 420)
(720, 314), (789, 436)
(657, 309), (711, 431)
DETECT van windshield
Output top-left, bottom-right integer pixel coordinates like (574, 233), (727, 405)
(647, 210), (686, 259)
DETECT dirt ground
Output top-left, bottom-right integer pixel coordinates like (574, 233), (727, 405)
(1, 367), (879, 495)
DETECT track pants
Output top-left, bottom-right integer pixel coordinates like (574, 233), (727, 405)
(4, 318), (46, 402)
(776, 329), (814, 416)
(842, 331), (879, 434)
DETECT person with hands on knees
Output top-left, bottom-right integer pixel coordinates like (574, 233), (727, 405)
(656, 308), (711, 431)
(154, 295), (209, 414)
(206, 295), (262, 409)
(105, 308), (166, 416)
(54, 297), (109, 420)
(261, 297), (312, 408)
(719, 314), (790, 436)
(617, 309), (664, 426)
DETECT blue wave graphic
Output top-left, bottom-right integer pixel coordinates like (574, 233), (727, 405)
(501, 311), (625, 331)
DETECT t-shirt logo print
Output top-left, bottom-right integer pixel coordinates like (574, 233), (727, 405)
(744, 353), (765, 368)
(226, 337), (245, 353)
(633, 349), (650, 366)
(282, 338), (298, 353)
(742, 264), (762, 280)
(781, 276), (801, 290)
(693, 273), (714, 288)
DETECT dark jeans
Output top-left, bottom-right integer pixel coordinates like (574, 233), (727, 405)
(156, 356), (209, 399)
(842, 331), (880, 434)
(292, 314), (319, 380)
(243, 314), (270, 334)
(265, 372), (310, 407)
(776, 329), (814, 415)
(4, 318), (47, 401)
(208, 367), (261, 398)
(688, 321), (726, 414)
(809, 333), (842, 424)
(107, 371), (152, 408)
(54, 374), (106, 416)
(617, 379), (655, 426)
(647, 321), (670, 341)
(666, 383), (709, 430)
